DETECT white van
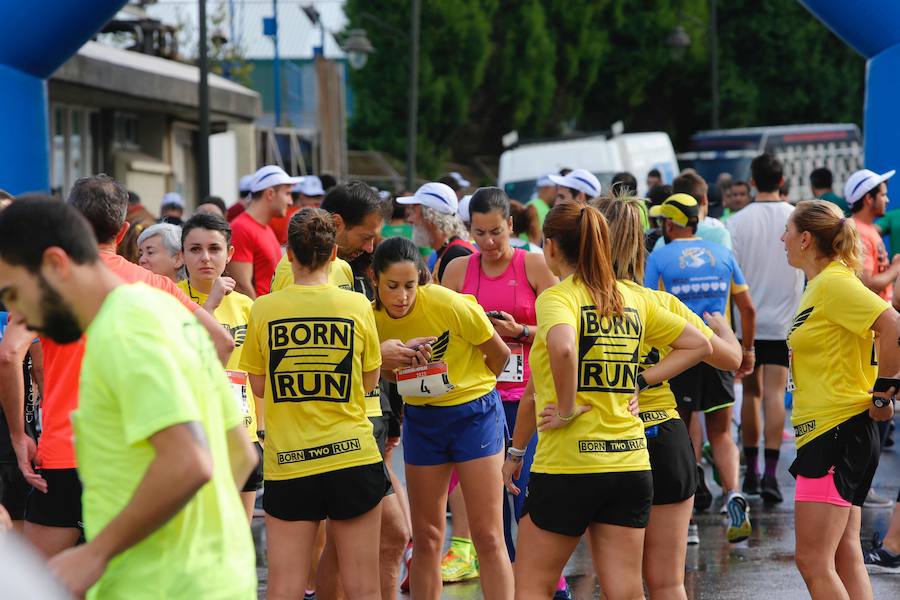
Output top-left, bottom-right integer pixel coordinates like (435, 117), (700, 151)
(498, 131), (678, 201)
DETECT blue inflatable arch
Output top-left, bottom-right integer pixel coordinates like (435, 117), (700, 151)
(799, 0), (900, 173)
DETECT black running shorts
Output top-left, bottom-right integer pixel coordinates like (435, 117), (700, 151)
(263, 462), (388, 521)
(522, 470), (652, 536)
(670, 362), (735, 413)
(242, 441), (264, 493)
(26, 468), (83, 529)
(0, 463), (31, 520)
(753, 340), (789, 368)
(789, 411), (879, 507)
(646, 419), (697, 505)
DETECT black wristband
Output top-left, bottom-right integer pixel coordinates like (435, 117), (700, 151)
(873, 377), (900, 393)
(636, 373), (650, 392)
(516, 324), (530, 341)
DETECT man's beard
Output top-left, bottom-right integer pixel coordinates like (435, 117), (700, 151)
(34, 275), (83, 344)
(412, 225), (431, 247)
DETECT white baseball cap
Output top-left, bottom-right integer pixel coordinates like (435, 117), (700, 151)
(161, 192), (184, 208)
(293, 175), (325, 197)
(844, 168), (895, 207)
(396, 182), (459, 215)
(457, 194), (473, 223)
(238, 174), (254, 194)
(449, 171), (471, 189)
(548, 169), (602, 198)
(536, 174), (555, 188)
(249, 165), (302, 193)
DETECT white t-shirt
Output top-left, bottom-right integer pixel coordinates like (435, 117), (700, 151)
(726, 201), (804, 340)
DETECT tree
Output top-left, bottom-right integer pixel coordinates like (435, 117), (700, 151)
(345, 0), (497, 177)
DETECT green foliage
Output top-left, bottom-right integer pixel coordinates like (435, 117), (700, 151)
(346, 0), (865, 173)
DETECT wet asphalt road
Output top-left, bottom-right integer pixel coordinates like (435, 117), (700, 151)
(254, 413), (900, 599)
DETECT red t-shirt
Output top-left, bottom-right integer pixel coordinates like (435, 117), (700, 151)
(269, 205), (300, 246)
(231, 211), (282, 297)
(855, 218), (893, 301)
(37, 251), (198, 469)
(226, 202), (246, 222)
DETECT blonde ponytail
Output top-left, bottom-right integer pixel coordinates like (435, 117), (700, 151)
(792, 200), (862, 273)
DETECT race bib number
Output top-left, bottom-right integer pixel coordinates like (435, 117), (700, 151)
(396, 362), (454, 398)
(497, 343), (524, 383)
(786, 349), (796, 392)
(227, 370), (250, 415)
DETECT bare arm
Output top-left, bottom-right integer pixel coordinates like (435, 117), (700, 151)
(363, 368), (380, 394)
(49, 422), (214, 596)
(871, 308), (900, 422)
(439, 255), (469, 292)
(226, 425), (257, 491)
(524, 252), (559, 296)
(503, 377), (537, 495)
(546, 324), (578, 417)
(29, 340), (44, 398)
(702, 311), (743, 371)
(732, 290), (756, 376)
(861, 255), (900, 295)
(641, 323), (712, 386)
(478, 331), (511, 377)
(229, 261), (257, 300)
(192, 306), (235, 366)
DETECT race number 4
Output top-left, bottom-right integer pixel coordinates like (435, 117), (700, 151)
(497, 343), (524, 383)
(396, 362), (455, 398)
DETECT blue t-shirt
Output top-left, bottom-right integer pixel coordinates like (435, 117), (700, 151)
(644, 237), (749, 317)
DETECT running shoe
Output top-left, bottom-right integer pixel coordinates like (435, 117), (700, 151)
(441, 538), (479, 583)
(399, 541), (413, 592)
(303, 592), (316, 600)
(864, 540), (900, 574)
(742, 470), (760, 496)
(695, 464), (713, 511)
(702, 442), (721, 487)
(726, 492), (752, 543)
(552, 580), (574, 600)
(864, 489), (895, 509)
(687, 522), (699, 545)
(760, 474), (783, 504)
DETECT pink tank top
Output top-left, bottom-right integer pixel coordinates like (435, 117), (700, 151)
(461, 249), (537, 402)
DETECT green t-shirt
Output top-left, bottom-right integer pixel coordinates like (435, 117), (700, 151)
(75, 283), (256, 599)
(877, 209), (900, 259)
(818, 191), (849, 215)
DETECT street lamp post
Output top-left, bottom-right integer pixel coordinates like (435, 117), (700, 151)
(198, 0), (210, 199)
(668, 0), (720, 130)
(406, 0), (420, 191)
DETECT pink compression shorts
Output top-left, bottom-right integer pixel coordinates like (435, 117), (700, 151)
(794, 470), (851, 507)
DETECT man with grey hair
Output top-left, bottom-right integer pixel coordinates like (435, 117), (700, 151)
(398, 182), (475, 282)
(1, 174), (233, 560)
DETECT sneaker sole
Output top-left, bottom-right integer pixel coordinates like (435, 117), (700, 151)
(865, 563), (900, 574)
(726, 497), (752, 543)
(442, 572), (481, 583)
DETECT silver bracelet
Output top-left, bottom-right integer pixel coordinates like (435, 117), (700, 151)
(507, 446), (527, 458)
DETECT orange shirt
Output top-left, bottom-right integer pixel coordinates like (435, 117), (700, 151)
(854, 218), (893, 301)
(268, 205), (300, 246)
(38, 250), (198, 469)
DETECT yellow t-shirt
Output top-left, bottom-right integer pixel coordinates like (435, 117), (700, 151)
(239, 284), (383, 479)
(621, 281), (714, 427)
(529, 277), (687, 475)
(271, 254), (354, 292)
(373, 284), (496, 407)
(788, 261), (888, 448)
(177, 280), (258, 442)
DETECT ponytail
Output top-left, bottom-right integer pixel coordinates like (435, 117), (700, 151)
(591, 196), (646, 284)
(792, 200), (862, 274)
(544, 203), (623, 316)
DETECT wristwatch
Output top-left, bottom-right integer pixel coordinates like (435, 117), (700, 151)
(516, 324), (531, 341)
(873, 396), (892, 409)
